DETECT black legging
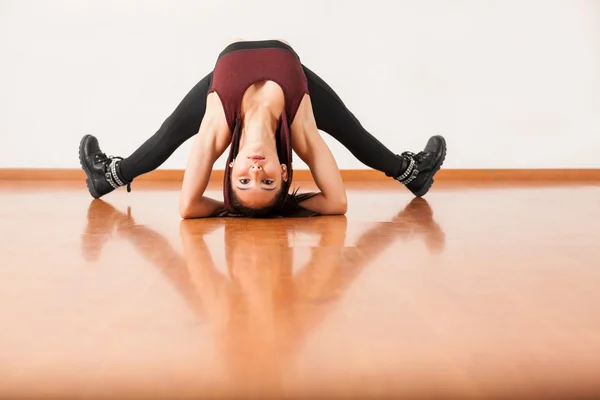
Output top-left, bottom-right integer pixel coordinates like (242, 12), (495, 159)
(119, 66), (404, 182)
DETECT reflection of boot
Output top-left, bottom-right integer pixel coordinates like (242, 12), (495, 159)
(81, 199), (132, 261)
(392, 198), (445, 254)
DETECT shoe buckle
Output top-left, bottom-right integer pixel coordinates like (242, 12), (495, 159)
(105, 172), (119, 190)
(396, 157), (420, 185)
(406, 167), (419, 183)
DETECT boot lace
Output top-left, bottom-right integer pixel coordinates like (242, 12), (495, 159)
(401, 151), (430, 164)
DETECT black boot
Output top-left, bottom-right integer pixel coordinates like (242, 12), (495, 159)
(395, 135), (447, 197)
(79, 134), (131, 199)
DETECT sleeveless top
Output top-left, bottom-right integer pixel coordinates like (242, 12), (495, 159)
(207, 40), (310, 213)
(208, 40), (309, 130)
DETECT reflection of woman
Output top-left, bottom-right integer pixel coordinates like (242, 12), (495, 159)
(79, 39), (446, 218)
(81, 198), (444, 395)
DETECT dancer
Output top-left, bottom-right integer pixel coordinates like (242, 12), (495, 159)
(79, 39), (446, 218)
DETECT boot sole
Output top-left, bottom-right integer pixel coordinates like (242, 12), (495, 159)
(78, 135), (101, 199)
(413, 136), (447, 197)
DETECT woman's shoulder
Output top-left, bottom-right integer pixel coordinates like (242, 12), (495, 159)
(198, 93), (232, 148)
(205, 92), (230, 128)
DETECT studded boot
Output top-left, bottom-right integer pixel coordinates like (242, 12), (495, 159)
(79, 134), (131, 199)
(395, 135), (447, 197)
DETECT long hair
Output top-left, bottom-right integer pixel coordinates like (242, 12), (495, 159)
(216, 110), (318, 218)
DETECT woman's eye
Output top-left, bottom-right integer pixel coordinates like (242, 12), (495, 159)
(262, 180), (274, 185)
(239, 179), (249, 184)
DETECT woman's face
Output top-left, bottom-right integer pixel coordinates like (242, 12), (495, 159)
(230, 146), (288, 208)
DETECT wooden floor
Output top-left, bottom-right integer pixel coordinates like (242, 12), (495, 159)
(1, 180), (599, 399)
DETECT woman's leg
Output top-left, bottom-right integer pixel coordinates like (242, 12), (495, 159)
(79, 72), (213, 198)
(301, 65), (446, 197)
(301, 65), (405, 178)
(119, 72), (213, 181)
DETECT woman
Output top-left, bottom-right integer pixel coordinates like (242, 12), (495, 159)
(79, 39), (447, 218)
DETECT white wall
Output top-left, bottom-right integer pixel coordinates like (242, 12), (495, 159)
(1, 0), (599, 170)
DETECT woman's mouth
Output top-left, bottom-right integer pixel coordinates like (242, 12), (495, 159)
(248, 155), (265, 160)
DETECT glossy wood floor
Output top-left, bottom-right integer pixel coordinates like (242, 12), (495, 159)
(1, 180), (600, 399)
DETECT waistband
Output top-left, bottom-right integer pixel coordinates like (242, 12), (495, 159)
(218, 40), (300, 59)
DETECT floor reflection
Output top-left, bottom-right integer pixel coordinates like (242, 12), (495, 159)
(81, 198), (445, 395)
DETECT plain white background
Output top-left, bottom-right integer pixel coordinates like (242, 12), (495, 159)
(1, 0), (599, 170)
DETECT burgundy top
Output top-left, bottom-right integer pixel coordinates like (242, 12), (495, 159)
(209, 41), (309, 212)
(208, 44), (309, 131)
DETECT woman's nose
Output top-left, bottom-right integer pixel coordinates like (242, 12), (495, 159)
(250, 164), (262, 172)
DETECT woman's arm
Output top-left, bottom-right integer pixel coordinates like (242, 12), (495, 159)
(179, 101), (231, 218)
(291, 95), (347, 215)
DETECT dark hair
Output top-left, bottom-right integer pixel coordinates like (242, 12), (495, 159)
(217, 111), (320, 218)
(212, 184), (319, 218)
(227, 177), (288, 218)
